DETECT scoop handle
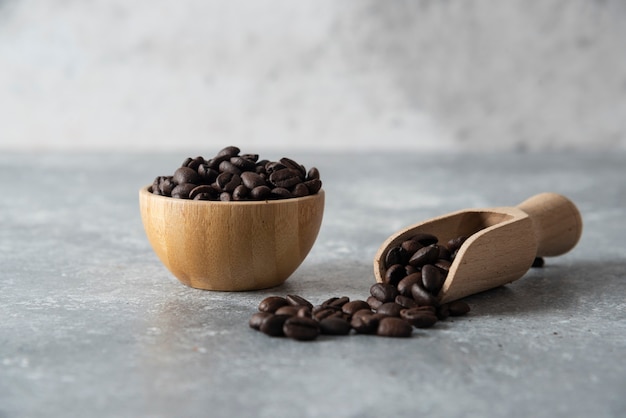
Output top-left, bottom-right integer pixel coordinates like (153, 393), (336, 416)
(516, 192), (583, 257)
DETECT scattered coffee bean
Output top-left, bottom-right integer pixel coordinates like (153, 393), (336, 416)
(342, 300), (371, 316)
(259, 314), (291, 337)
(283, 317), (320, 341)
(258, 296), (289, 313)
(400, 308), (438, 329)
(286, 294), (314, 309)
(377, 317), (413, 338)
(449, 300), (471, 316)
(249, 312), (272, 330)
(319, 317), (352, 335)
(376, 302), (404, 317)
(370, 283), (398, 303)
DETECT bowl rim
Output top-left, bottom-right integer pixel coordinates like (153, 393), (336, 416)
(139, 185), (324, 206)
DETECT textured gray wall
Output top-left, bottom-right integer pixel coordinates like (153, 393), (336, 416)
(1, 0), (624, 152)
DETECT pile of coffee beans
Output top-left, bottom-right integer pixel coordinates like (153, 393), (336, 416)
(150, 146), (322, 201)
(249, 232), (474, 341)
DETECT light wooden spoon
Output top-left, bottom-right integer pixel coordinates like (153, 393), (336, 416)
(373, 193), (583, 304)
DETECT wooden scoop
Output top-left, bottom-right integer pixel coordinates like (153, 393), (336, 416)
(373, 193), (583, 304)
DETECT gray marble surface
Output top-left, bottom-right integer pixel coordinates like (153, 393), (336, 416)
(1, 151), (625, 418)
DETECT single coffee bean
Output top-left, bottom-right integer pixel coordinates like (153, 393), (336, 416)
(286, 294), (314, 309)
(269, 168), (302, 188)
(351, 308), (374, 321)
(270, 187), (293, 199)
(250, 185), (271, 200)
(219, 192), (232, 201)
(409, 245), (440, 267)
(189, 185), (217, 200)
(422, 264), (444, 295)
(448, 300), (471, 316)
(259, 314), (291, 337)
(230, 156), (257, 171)
(283, 317), (320, 341)
(370, 283), (398, 303)
(377, 317), (412, 338)
(366, 295), (383, 310)
(411, 233), (438, 246)
(395, 295), (419, 309)
(351, 313), (383, 334)
(218, 160), (242, 175)
(342, 300), (371, 316)
(274, 305), (301, 316)
(216, 145), (241, 158)
(410, 283), (439, 307)
(173, 167), (201, 185)
(232, 184), (249, 200)
(401, 239), (422, 256)
(385, 246), (406, 268)
(384, 264), (407, 286)
(258, 296), (289, 313)
(321, 296), (349, 308)
(397, 272), (422, 297)
(376, 302), (404, 317)
(279, 157), (306, 177)
(318, 317), (352, 335)
(171, 183), (196, 199)
(446, 236), (467, 253)
(292, 183), (310, 197)
(313, 306), (342, 321)
(303, 179), (322, 194)
(400, 308), (438, 328)
(241, 171), (266, 189)
(249, 312), (273, 330)
(306, 167), (320, 180)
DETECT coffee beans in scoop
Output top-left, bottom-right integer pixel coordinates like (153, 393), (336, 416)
(151, 146), (322, 201)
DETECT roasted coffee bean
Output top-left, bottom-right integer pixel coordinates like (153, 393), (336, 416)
(189, 185), (218, 200)
(351, 308), (374, 321)
(173, 167), (201, 185)
(220, 192), (232, 201)
(279, 157), (306, 177)
(286, 294), (314, 309)
(258, 296), (289, 313)
(422, 264), (444, 295)
(306, 167), (320, 180)
(448, 300), (471, 316)
(401, 239), (422, 256)
(274, 305), (301, 316)
(409, 245), (440, 267)
(249, 312), (273, 330)
(384, 264), (407, 286)
(313, 306), (342, 321)
(397, 272), (422, 297)
(241, 171), (266, 189)
(370, 283), (398, 303)
(230, 156), (257, 171)
(351, 313), (384, 334)
(232, 184), (249, 200)
(303, 179), (322, 194)
(377, 317), (412, 338)
(376, 302), (403, 317)
(434, 259), (452, 274)
(411, 233), (438, 246)
(283, 317), (320, 341)
(198, 164), (219, 183)
(270, 187), (293, 199)
(171, 183), (196, 199)
(269, 168), (302, 188)
(385, 246), (406, 268)
(395, 295), (419, 309)
(219, 160), (241, 175)
(446, 236), (467, 253)
(319, 317), (352, 335)
(250, 185), (271, 200)
(400, 308), (438, 328)
(410, 283), (439, 307)
(297, 306), (312, 318)
(366, 296), (383, 310)
(292, 183), (310, 197)
(342, 300), (371, 316)
(216, 145), (241, 158)
(322, 296), (350, 308)
(223, 173), (242, 193)
(260, 314), (291, 337)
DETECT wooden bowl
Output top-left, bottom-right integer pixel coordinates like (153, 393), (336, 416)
(139, 186), (325, 291)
